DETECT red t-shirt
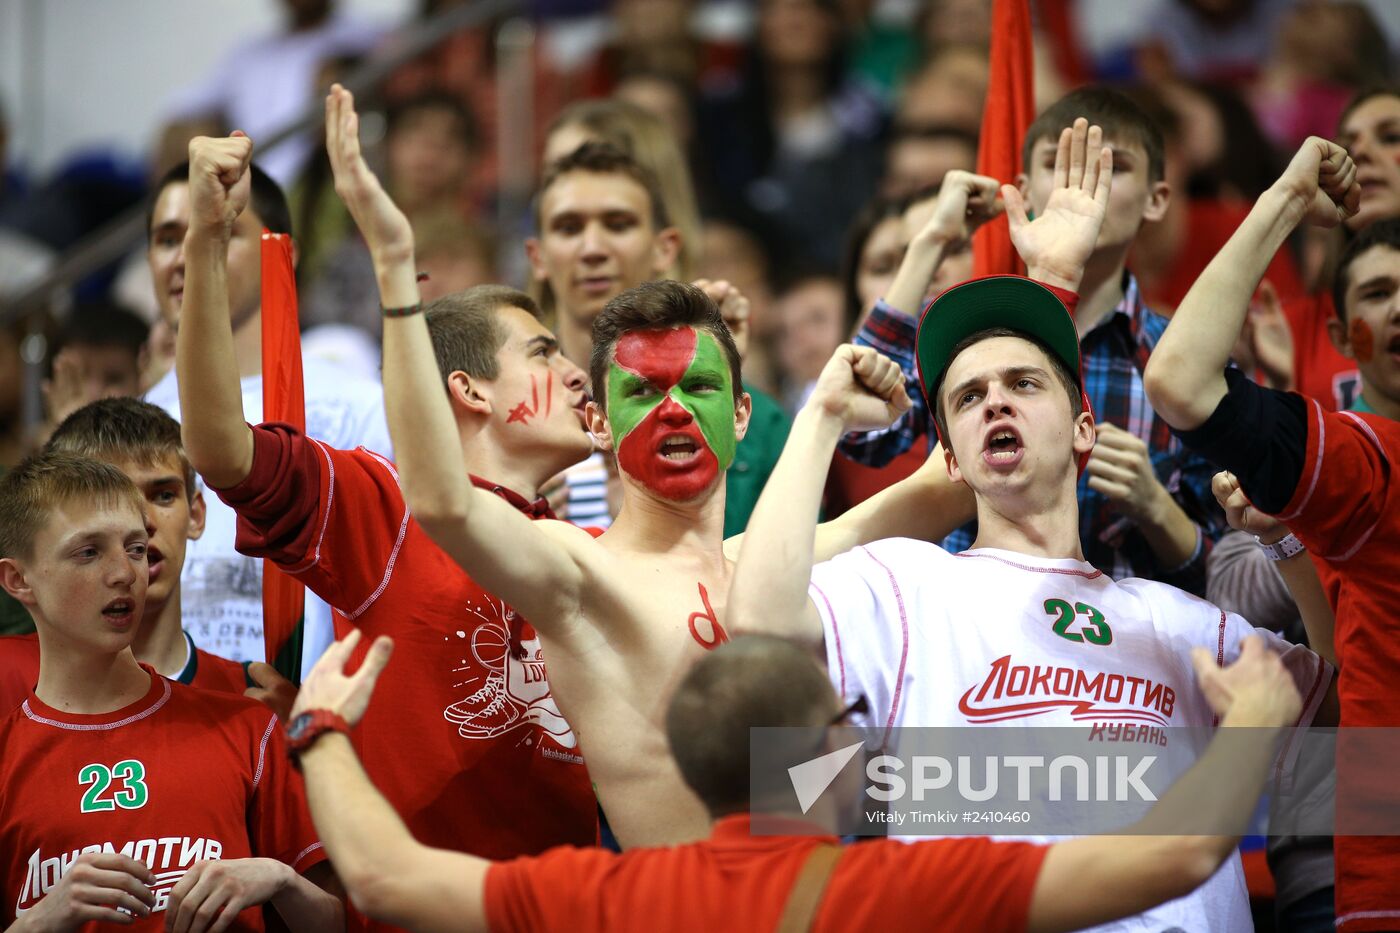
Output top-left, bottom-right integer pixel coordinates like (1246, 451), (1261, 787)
(0, 666), (324, 930)
(1283, 292), (1361, 412)
(215, 424), (597, 931)
(485, 814), (1047, 932)
(1276, 401), (1400, 929)
(0, 633), (247, 713)
(1137, 200), (1306, 315)
(823, 447), (925, 518)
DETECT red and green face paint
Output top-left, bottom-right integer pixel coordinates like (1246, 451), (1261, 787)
(606, 327), (737, 501)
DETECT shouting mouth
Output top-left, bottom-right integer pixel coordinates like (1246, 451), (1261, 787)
(983, 425), (1024, 469)
(658, 432), (701, 464)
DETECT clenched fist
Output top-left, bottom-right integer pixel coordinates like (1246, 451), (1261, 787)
(807, 345), (911, 432)
(1274, 136), (1361, 228)
(186, 133), (254, 238)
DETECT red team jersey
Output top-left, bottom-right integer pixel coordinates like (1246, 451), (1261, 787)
(0, 666), (324, 930)
(1275, 402), (1400, 930)
(1283, 292), (1361, 412)
(0, 633), (247, 713)
(484, 814), (1047, 932)
(215, 424), (596, 932)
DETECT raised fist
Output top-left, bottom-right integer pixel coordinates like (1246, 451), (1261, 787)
(186, 133), (254, 237)
(693, 278), (751, 362)
(910, 170), (1004, 250)
(1211, 470), (1289, 545)
(808, 345), (911, 432)
(1276, 136), (1360, 228)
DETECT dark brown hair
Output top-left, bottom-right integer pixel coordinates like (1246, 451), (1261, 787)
(666, 635), (836, 817)
(535, 140), (671, 233)
(589, 281), (742, 411)
(424, 285), (543, 385)
(1022, 86), (1166, 183)
(1332, 219), (1400, 322)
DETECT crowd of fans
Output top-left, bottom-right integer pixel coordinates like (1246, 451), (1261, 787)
(1, 0), (1398, 930)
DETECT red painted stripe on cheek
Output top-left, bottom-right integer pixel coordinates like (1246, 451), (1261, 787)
(614, 328), (697, 391)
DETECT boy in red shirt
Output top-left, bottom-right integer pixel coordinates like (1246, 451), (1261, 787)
(0, 452), (340, 932)
(287, 627), (1304, 933)
(1147, 137), (1400, 930)
(0, 398), (247, 710)
(171, 122), (599, 933)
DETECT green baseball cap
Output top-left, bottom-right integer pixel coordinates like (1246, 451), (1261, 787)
(915, 274), (1085, 407)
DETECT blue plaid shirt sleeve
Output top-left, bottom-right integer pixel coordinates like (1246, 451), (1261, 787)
(838, 300), (933, 466)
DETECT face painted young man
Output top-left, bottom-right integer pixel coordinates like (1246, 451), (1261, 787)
(1328, 239), (1400, 419)
(604, 327), (743, 502)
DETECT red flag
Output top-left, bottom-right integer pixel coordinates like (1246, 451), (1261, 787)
(260, 232), (305, 667)
(972, 0), (1037, 277)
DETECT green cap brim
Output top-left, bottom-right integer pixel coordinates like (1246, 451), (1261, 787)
(915, 275), (1083, 406)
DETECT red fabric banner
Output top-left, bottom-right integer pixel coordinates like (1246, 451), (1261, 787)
(260, 231), (305, 666)
(972, 0), (1037, 278)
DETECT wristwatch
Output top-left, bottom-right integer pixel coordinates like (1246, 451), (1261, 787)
(1255, 532), (1306, 562)
(285, 709), (351, 766)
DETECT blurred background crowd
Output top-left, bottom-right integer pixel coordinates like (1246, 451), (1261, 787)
(1, 0), (1397, 465)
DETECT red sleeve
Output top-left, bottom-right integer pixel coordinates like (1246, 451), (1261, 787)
(191, 649), (251, 695)
(213, 422), (411, 614)
(1043, 284), (1080, 319)
(831, 837), (1048, 930)
(1277, 403), (1399, 562)
(484, 848), (612, 933)
(247, 710), (327, 875)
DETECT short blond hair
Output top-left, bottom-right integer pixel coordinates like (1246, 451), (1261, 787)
(0, 452), (145, 560)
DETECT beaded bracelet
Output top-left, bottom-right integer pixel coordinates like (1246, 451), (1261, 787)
(382, 302), (424, 318)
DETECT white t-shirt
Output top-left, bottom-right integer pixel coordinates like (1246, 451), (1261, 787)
(809, 540), (1332, 933)
(146, 356), (392, 670)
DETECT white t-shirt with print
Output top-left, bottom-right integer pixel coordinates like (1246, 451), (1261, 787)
(809, 540), (1332, 933)
(146, 355), (392, 669)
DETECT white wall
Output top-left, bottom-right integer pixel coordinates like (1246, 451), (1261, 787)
(0, 0), (412, 177)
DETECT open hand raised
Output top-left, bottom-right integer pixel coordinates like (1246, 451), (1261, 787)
(326, 84), (414, 262)
(1005, 118), (1112, 291)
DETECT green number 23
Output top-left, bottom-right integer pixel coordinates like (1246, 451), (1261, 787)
(78, 760), (148, 813)
(1043, 598), (1113, 646)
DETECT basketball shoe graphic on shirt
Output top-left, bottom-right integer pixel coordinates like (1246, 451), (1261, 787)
(445, 609), (575, 748)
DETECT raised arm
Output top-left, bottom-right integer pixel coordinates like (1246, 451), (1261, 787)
(1004, 117), (1112, 294)
(1145, 138), (1358, 430)
(804, 444), (974, 560)
(728, 346), (908, 644)
(325, 85), (587, 629)
(838, 172), (1003, 468)
(177, 134), (258, 488)
(1028, 637), (1302, 933)
(886, 171), (1003, 316)
(294, 631), (489, 933)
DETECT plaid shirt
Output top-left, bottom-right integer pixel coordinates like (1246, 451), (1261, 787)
(840, 275), (1226, 594)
